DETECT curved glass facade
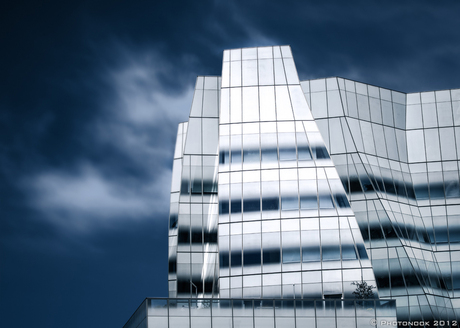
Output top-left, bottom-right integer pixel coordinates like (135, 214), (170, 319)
(217, 46), (375, 300)
(159, 46), (460, 326)
(303, 78), (460, 322)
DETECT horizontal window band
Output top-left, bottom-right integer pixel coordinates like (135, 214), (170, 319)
(343, 175), (460, 201)
(177, 175), (460, 202)
(374, 269), (460, 292)
(360, 220), (460, 245)
(177, 229), (218, 244)
(219, 193), (349, 215)
(218, 244), (365, 268)
(219, 146), (329, 165)
(176, 278), (217, 295)
(180, 179), (218, 195)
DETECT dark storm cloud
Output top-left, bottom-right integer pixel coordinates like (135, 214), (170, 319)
(1, 1), (460, 328)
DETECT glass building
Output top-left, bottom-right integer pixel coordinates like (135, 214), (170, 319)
(125, 46), (460, 327)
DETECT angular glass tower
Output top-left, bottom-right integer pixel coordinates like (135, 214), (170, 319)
(126, 46), (459, 328)
(216, 46), (375, 301)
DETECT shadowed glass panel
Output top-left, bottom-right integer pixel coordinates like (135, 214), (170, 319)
(300, 195), (317, 210)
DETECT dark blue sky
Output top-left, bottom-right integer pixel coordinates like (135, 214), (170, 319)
(1, 1), (459, 327)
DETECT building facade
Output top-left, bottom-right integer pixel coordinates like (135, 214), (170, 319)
(125, 298), (397, 328)
(125, 46), (460, 327)
(303, 75), (460, 323)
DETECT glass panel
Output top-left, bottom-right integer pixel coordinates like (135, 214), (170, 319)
(342, 245), (358, 260)
(406, 104), (423, 129)
(336, 300), (356, 317)
(422, 103), (437, 128)
(356, 300), (375, 317)
(242, 87), (259, 122)
(147, 299), (168, 316)
(242, 48), (257, 60)
(319, 195), (334, 209)
(259, 86), (276, 121)
(233, 299), (254, 316)
(439, 128), (456, 160)
(311, 91), (328, 118)
(329, 118), (346, 154)
(221, 61), (230, 88)
(283, 247), (301, 263)
(147, 317), (167, 328)
(357, 94), (370, 121)
(202, 118), (219, 154)
(274, 300), (294, 317)
(263, 248), (281, 265)
(203, 89), (218, 117)
(275, 317), (295, 328)
(233, 317), (253, 328)
(369, 97), (382, 124)
(407, 130), (426, 162)
(243, 149), (260, 163)
(316, 300), (335, 317)
(275, 86), (294, 120)
(169, 299), (190, 316)
(191, 300), (211, 316)
(279, 148), (296, 161)
(274, 59), (286, 85)
(313, 146), (330, 159)
(283, 58), (299, 84)
(289, 85), (311, 120)
(244, 250), (261, 266)
(302, 230), (320, 262)
(230, 60), (241, 87)
(254, 317), (274, 328)
(281, 197), (298, 210)
(381, 100), (393, 126)
(300, 195), (317, 210)
(424, 129), (441, 161)
(212, 317), (232, 328)
(170, 317), (189, 327)
(220, 88), (230, 124)
(259, 59), (274, 86)
(376, 300), (396, 316)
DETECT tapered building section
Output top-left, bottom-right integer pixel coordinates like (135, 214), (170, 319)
(217, 46), (376, 299)
(168, 77), (220, 298)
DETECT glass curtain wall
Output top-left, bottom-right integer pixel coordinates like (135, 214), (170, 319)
(217, 46), (376, 300)
(166, 45), (460, 324)
(302, 77), (460, 322)
(168, 77), (221, 298)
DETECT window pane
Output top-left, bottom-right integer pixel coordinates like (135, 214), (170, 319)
(281, 197), (298, 210)
(300, 195), (317, 210)
(319, 195), (334, 209)
(283, 247), (301, 263)
(262, 149), (278, 162)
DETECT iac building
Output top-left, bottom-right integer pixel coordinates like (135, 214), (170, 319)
(124, 46), (460, 328)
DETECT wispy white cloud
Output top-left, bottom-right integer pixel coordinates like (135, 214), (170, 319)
(106, 48), (194, 126)
(26, 44), (194, 233)
(29, 163), (166, 231)
(95, 50), (194, 167)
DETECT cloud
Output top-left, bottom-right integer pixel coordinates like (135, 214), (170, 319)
(106, 47), (194, 125)
(25, 44), (194, 233)
(29, 163), (168, 231)
(95, 49), (194, 167)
